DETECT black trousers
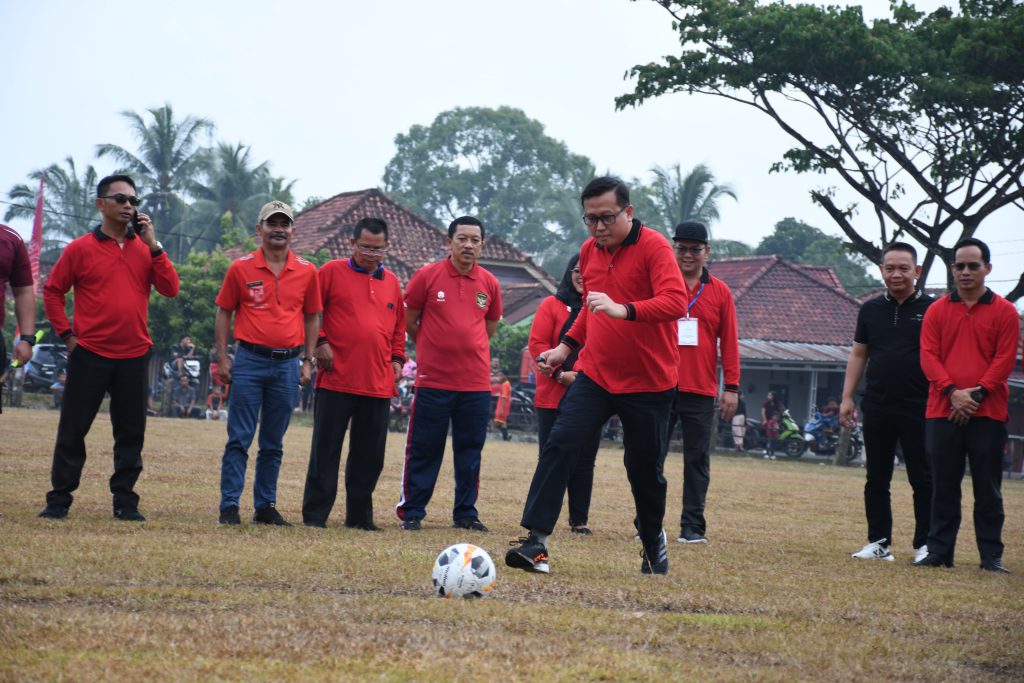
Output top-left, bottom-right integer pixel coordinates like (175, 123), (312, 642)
(537, 404), (601, 527)
(861, 408), (932, 548)
(925, 417), (1006, 562)
(302, 388), (390, 526)
(668, 391), (716, 536)
(521, 374), (674, 545)
(46, 346), (149, 510)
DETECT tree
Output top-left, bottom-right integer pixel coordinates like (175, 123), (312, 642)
(619, 1), (1024, 300)
(756, 218), (881, 294)
(96, 104), (214, 262)
(147, 247), (232, 354)
(489, 321), (531, 379)
(643, 162), (737, 238)
(714, 239), (754, 258)
(4, 157), (100, 267)
(382, 106), (595, 255)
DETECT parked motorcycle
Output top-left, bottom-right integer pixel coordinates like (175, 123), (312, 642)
(777, 409), (808, 458)
(162, 357), (201, 386)
(803, 411), (840, 455)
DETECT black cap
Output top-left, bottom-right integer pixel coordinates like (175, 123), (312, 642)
(673, 221), (709, 243)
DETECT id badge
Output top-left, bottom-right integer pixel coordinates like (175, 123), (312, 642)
(677, 318), (699, 346)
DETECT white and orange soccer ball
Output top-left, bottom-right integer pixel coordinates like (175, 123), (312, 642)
(432, 543), (496, 599)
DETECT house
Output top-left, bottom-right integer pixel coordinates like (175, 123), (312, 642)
(288, 189), (556, 324)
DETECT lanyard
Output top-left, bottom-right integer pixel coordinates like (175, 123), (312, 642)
(686, 282), (705, 319)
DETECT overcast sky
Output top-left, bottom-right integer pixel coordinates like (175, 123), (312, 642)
(2, 0), (1020, 297)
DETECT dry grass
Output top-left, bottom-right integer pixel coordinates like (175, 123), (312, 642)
(1, 407), (1022, 681)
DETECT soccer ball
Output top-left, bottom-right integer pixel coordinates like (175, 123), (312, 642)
(432, 543), (496, 599)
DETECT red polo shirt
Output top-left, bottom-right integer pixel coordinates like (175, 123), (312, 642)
(676, 268), (741, 397)
(919, 288), (1019, 421)
(405, 258), (502, 392)
(44, 226), (179, 358)
(316, 259), (406, 398)
(0, 225), (32, 326)
(528, 295), (572, 409)
(565, 220), (687, 393)
(215, 248), (321, 349)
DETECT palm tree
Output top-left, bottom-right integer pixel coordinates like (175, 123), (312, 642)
(96, 104), (214, 261)
(646, 162), (737, 239)
(188, 142), (274, 248)
(5, 156), (101, 267)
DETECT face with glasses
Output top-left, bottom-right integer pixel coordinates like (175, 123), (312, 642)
(95, 181), (140, 226)
(582, 191), (633, 251)
(673, 239), (709, 278)
(951, 245), (990, 293)
(351, 228), (388, 271)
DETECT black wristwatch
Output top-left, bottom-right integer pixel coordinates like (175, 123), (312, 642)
(19, 334), (36, 346)
(970, 387), (988, 403)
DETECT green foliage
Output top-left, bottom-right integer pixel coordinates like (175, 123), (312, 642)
(619, 0), (1024, 300)
(382, 106), (595, 258)
(147, 249), (232, 353)
(714, 239), (754, 258)
(756, 218), (881, 293)
(640, 163), (737, 239)
(489, 321), (531, 377)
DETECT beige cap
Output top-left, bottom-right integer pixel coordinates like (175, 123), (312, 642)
(258, 200), (294, 223)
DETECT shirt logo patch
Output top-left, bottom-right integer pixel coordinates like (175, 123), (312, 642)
(436, 290), (446, 303)
(476, 291), (488, 309)
(247, 281), (266, 306)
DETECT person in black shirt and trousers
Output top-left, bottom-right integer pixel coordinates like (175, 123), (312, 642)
(841, 242), (934, 563)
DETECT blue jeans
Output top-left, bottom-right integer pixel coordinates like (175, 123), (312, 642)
(396, 388), (490, 522)
(220, 346), (299, 511)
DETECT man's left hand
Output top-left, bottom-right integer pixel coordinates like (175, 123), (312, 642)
(299, 360), (313, 386)
(586, 292), (628, 319)
(393, 361), (402, 385)
(719, 391), (738, 421)
(13, 339), (32, 365)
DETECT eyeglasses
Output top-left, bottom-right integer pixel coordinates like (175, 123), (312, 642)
(99, 193), (141, 206)
(674, 244), (707, 256)
(356, 245), (388, 257)
(952, 261), (983, 272)
(582, 206), (627, 227)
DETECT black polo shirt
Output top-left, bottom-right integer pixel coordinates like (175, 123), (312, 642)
(854, 289), (935, 415)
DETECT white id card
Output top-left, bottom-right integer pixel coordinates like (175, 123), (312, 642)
(677, 318), (699, 346)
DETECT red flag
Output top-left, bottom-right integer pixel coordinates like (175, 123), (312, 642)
(29, 176), (44, 292)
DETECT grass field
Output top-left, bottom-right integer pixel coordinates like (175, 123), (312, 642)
(1, 407), (1022, 681)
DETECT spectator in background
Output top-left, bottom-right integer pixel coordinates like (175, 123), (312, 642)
(50, 370), (67, 409)
(761, 390), (784, 425)
(206, 385), (227, 420)
(732, 392), (747, 452)
(763, 412), (779, 460)
(527, 254), (601, 535)
(171, 334), (196, 377)
(492, 370), (513, 441)
(171, 374), (201, 418)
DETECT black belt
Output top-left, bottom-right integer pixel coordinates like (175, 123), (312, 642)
(238, 340), (302, 360)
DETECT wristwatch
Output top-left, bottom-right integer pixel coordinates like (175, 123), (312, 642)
(19, 334), (36, 346)
(150, 241), (164, 256)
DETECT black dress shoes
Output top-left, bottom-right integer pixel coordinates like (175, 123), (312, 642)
(911, 552), (954, 568)
(980, 559), (1010, 574)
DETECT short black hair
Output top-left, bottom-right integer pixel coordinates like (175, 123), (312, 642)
(581, 176), (629, 208)
(952, 237), (990, 264)
(353, 217), (389, 242)
(448, 216), (484, 240)
(97, 174), (137, 198)
(881, 241), (918, 263)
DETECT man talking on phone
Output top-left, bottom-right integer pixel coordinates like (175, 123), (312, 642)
(39, 174), (179, 521)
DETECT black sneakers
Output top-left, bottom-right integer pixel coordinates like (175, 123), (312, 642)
(569, 524), (593, 536)
(911, 551), (954, 568)
(344, 520), (382, 532)
(401, 518), (422, 531)
(219, 506), (241, 525)
(452, 517), (489, 532)
(980, 559), (1010, 574)
(38, 504), (69, 519)
(677, 529), (708, 544)
(253, 503), (291, 526)
(641, 530), (669, 575)
(505, 534), (550, 574)
(113, 507), (146, 522)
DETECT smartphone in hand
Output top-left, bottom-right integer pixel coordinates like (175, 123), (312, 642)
(132, 210), (145, 235)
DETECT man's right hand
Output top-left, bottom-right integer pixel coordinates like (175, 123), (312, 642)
(538, 343), (570, 377)
(66, 336), (78, 353)
(315, 344), (334, 372)
(217, 356), (232, 384)
(839, 397), (856, 428)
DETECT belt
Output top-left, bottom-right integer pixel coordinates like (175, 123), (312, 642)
(238, 340), (302, 361)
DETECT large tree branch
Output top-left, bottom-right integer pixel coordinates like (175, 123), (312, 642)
(1005, 272), (1024, 304)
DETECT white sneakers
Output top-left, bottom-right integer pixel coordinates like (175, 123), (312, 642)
(913, 545), (929, 563)
(851, 539), (895, 561)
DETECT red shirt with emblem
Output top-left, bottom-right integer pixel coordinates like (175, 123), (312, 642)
(404, 258), (502, 392)
(675, 269), (741, 397)
(316, 259), (406, 398)
(215, 248), (321, 349)
(44, 227), (180, 358)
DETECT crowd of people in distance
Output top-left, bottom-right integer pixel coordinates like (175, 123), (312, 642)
(1, 172), (1017, 578)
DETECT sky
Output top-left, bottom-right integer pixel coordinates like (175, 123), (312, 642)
(1, 0), (1020, 297)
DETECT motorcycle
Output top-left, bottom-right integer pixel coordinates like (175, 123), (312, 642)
(777, 409), (808, 458)
(803, 411), (841, 455)
(162, 357), (201, 386)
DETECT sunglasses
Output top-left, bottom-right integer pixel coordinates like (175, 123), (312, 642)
(99, 193), (141, 206)
(952, 261), (984, 272)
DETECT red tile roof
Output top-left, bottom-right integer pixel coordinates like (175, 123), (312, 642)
(709, 256), (861, 345)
